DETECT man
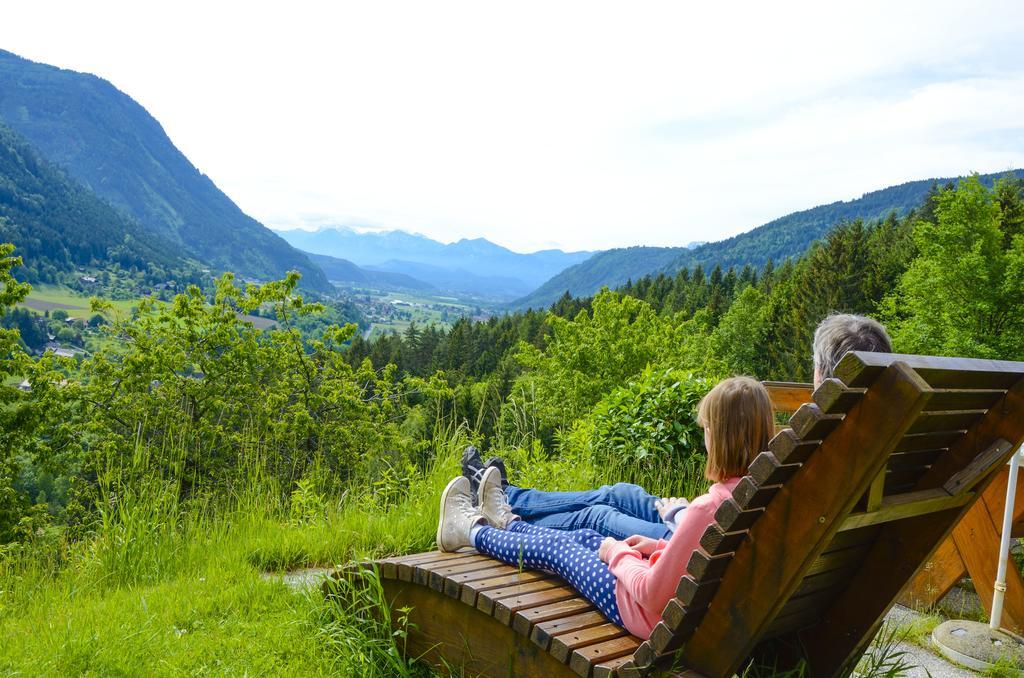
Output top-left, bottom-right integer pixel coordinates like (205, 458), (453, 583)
(462, 313), (892, 540)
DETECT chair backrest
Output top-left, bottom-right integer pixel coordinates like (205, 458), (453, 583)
(630, 352), (1024, 677)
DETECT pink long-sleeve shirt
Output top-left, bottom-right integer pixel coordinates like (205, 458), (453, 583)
(605, 477), (741, 638)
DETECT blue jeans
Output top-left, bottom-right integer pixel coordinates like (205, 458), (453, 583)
(505, 482), (670, 540)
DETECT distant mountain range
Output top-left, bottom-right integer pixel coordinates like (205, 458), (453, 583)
(512, 169), (1024, 309)
(276, 226), (594, 300)
(0, 49), (330, 291)
(305, 252), (435, 291)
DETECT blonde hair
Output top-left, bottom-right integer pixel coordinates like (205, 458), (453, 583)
(697, 376), (773, 482)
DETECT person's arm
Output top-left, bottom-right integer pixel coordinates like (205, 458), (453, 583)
(604, 496), (717, 614)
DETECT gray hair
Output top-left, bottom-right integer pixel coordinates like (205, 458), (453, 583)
(813, 314), (892, 380)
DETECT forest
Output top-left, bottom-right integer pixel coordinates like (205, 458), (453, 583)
(0, 175), (1022, 674)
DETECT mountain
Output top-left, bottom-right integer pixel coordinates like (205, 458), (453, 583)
(364, 260), (532, 299)
(0, 121), (188, 280)
(275, 226), (594, 295)
(305, 252), (435, 291)
(0, 49), (330, 291)
(513, 169), (1024, 309)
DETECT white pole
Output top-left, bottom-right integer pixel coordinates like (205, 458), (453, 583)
(991, 446), (1023, 631)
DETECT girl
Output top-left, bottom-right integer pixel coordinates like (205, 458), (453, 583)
(435, 376), (774, 638)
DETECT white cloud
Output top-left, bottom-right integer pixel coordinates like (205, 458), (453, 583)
(2, 1), (1023, 252)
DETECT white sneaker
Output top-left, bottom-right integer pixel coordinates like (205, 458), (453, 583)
(437, 476), (485, 552)
(477, 467), (519, 530)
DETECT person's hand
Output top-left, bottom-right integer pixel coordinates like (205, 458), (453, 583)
(623, 534), (660, 555)
(598, 537), (618, 563)
(655, 497), (688, 520)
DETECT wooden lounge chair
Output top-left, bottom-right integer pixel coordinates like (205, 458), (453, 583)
(328, 352), (1024, 677)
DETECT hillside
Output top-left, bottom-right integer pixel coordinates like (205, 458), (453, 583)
(0, 49), (330, 291)
(276, 226), (594, 293)
(512, 169), (1024, 309)
(305, 251), (435, 291)
(0, 121), (186, 281)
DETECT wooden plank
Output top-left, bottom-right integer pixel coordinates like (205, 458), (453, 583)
(459, 569), (550, 605)
(476, 579), (566, 616)
(687, 550), (733, 581)
(378, 577), (576, 676)
(677, 576), (719, 609)
(887, 449), (943, 471)
(926, 389), (1007, 412)
(800, 375), (1024, 676)
(907, 410), (986, 435)
(769, 428), (821, 464)
(894, 430), (963, 453)
(812, 378), (867, 414)
(840, 488), (974, 531)
(591, 654), (636, 678)
(677, 361), (934, 678)
(699, 524), (746, 555)
(897, 534), (965, 609)
(550, 623), (628, 663)
(415, 555), (495, 588)
(397, 551), (480, 581)
(748, 452), (801, 486)
(569, 636), (642, 677)
(532, 610), (609, 650)
(944, 438), (1013, 495)
(865, 468), (886, 512)
(512, 598), (595, 636)
(789, 403), (844, 440)
(714, 499), (763, 532)
(764, 381), (814, 413)
(493, 585), (580, 625)
(444, 563), (524, 598)
(732, 476), (780, 510)
(836, 351), (1024, 389)
(949, 488), (1024, 634)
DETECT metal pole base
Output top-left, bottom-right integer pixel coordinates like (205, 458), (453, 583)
(932, 619), (1024, 671)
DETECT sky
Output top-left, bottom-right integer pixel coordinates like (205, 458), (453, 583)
(2, 1), (1024, 253)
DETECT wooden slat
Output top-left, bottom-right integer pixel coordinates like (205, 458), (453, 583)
(769, 428), (821, 464)
(789, 403), (844, 440)
(812, 379), (867, 414)
(925, 388), (1007, 411)
(512, 597), (595, 635)
(748, 452), (801, 486)
(887, 448), (943, 471)
(839, 488), (974, 531)
(800, 375), (1024, 676)
(416, 555), (495, 588)
(687, 550), (733, 581)
(764, 381), (814, 413)
(732, 476), (780, 510)
(865, 468), (886, 512)
(493, 585), (580, 625)
(943, 438), (1013, 495)
(906, 410), (985, 435)
(714, 499), (763, 532)
(592, 654), (636, 678)
(836, 351), (1024, 389)
(396, 551), (480, 580)
(532, 610), (608, 650)
(894, 430), (963, 452)
(678, 361), (934, 678)
(444, 563), (524, 598)
(569, 636), (642, 677)
(550, 623), (628, 663)
(476, 579), (566, 616)
(677, 576), (719, 609)
(459, 569), (550, 605)
(699, 524), (746, 555)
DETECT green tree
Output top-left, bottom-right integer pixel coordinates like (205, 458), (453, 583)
(886, 176), (1024, 359)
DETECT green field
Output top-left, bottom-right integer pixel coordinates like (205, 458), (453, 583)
(343, 286), (486, 340)
(16, 284), (138, 320)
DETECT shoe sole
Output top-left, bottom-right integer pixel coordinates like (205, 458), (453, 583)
(437, 476), (464, 552)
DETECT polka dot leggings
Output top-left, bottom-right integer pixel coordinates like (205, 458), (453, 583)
(473, 520), (623, 626)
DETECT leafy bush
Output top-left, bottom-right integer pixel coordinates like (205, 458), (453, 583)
(564, 367), (712, 499)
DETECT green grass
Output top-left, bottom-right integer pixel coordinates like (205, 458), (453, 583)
(17, 283), (139, 320)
